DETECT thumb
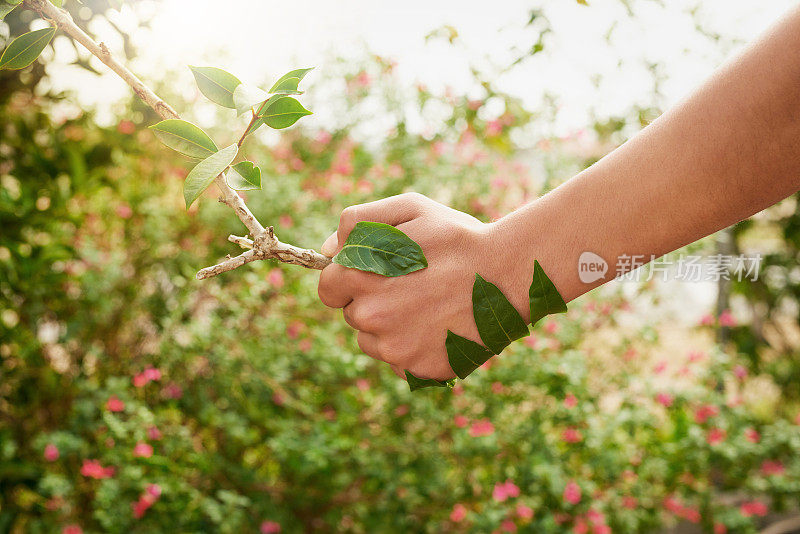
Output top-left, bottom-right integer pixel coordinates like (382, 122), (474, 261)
(329, 193), (427, 256)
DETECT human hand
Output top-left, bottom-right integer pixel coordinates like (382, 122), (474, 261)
(317, 193), (532, 381)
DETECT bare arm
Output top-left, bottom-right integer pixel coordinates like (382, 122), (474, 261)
(317, 6), (800, 380)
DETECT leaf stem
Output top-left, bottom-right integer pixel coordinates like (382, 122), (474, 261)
(238, 110), (259, 148)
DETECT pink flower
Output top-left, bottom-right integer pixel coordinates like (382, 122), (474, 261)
(563, 481), (581, 505)
(544, 321), (559, 334)
(81, 459), (114, 479)
(469, 419), (495, 437)
(267, 269), (285, 288)
(144, 367), (161, 381)
(146, 484), (162, 498)
(655, 392), (673, 408)
(450, 503), (467, 522)
(744, 428), (760, 443)
(516, 504), (534, 520)
(523, 335), (537, 349)
(260, 521), (282, 534)
(694, 404), (719, 424)
(733, 365), (748, 379)
(493, 479), (521, 502)
(394, 405), (409, 416)
(44, 443), (59, 462)
(699, 314), (715, 326)
(147, 426), (162, 440)
(706, 427), (726, 445)
(298, 338), (313, 353)
(286, 321), (303, 339)
(622, 496), (637, 509)
(653, 360), (668, 374)
(354, 70), (371, 88)
(115, 203), (133, 219)
(586, 509), (605, 525)
(564, 393), (578, 409)
(133, 442), (153, 458)
(106, 395), (125, 412)
(593, 525), (611, 534)
(687, 350), (705, 363)
(356, 379), (370, 391)
(315, 130), (332, 145)
(760, 460), (785, 476)
(486, 119), (503, 137)
(500, 519), (517, 532)
(162, 382), (183, 400)
(133, 373), (148, 388)
(131, 498), (151, 518)
(62, 525), (83, 534)
(454, 415), (468, 428)
(739, 501), (768, 517)
(714, 523), (727, 534)
(491, 382), (504, 394)
(573, 517), (589, 534)
(561, 427), (583, 443)
(681, 506), (701, 523)
(718, 310), (737, 327)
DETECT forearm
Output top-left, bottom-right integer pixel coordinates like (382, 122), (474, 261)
(494, 5), (800, 304)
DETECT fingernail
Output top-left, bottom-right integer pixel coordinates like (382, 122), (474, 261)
(321, 233), (338, 257)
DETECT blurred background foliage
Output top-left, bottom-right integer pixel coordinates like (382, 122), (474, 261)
(1, 0), (800, 533)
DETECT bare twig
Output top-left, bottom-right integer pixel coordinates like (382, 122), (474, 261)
(24, 0), (332, 277)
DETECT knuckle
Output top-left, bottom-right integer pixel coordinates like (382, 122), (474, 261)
(339, 205), (360, 227)
(402, 191), (426, 206)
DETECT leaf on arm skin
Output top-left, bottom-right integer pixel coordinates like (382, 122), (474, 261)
(333, 221), (427, 277)
(268, 67), (314, 92)
(149, 119), (218, 159)
(405, 370), (455, 392)
(528, 259), (567, 327)
(472, 274), (529, 354)
(446, 330), (495, 380)
(183, 144), (238, 209)
(225, 161), (261, 191)
(0, 27), (56, 70)
(189, 66), (241, 109)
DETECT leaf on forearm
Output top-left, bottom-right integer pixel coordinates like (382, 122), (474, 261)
(0, 27), (56, 70)
(225, 161), (261, 191)
(268, 67), (313, 93)
(183, 144), (238, 209)
(472, 274), (529, 354)
(0, 0), (23, 20)
(333, 221), (427, 277)
(270, 76), (302, 95)
(446, 330), (495, 379)
(189, 66), (241, 109)
(233, 83), (269, 116)
(405, 370), (454, 392)
(149, 119), (218, 159)
(529, 259), (567, 326)
(262, 97), (312, 129)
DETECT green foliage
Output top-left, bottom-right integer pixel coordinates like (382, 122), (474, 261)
(260, 97), (312, 130)
(188, 65), (242, 109)
(529, 260), (567, 326)
(0, 27), (55, 70)
(268, 67), (313, 92)
(233, 83), (270, 116)
(149, 119), (218, 159)
(333, 221), (428, 277)
(446, 331), (495, 379)
(183, 144), (238, 208)
(0, 0), (22, 20)
(472, 273), (529, 354)
(225, 161), (262, 191)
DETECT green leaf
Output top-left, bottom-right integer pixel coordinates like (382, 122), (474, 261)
(529, 259), (567, 326)
(261, 97), (312, 129)
(270, 76), (302, 95)
(0, 27), (56, 70)
(446, 330), (495, 379)
(243, 95), (286, 136)
(0, 0), (23, 20)
(149, 119), (218, 159)
(268, 67), (313, 92)
(405, 370), (454, 392)
(49, 0), (63, 7)
(183, 144), (238, 209)
(189, 66), (241, 109)
(333, 221), (427, 277)
(472, 274), (529, 354)
(225, 161), (261, 191)
(233, 83), (269, 116)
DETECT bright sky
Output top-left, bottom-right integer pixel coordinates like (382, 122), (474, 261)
(41, 0), (795, 134)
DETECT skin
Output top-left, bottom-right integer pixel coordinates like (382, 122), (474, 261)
(318, 6), (800, 381)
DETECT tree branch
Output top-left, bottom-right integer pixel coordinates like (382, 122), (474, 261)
(24, 0), (332, 277)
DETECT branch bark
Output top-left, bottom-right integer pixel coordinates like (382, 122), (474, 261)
(24, 0), (332, 277)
